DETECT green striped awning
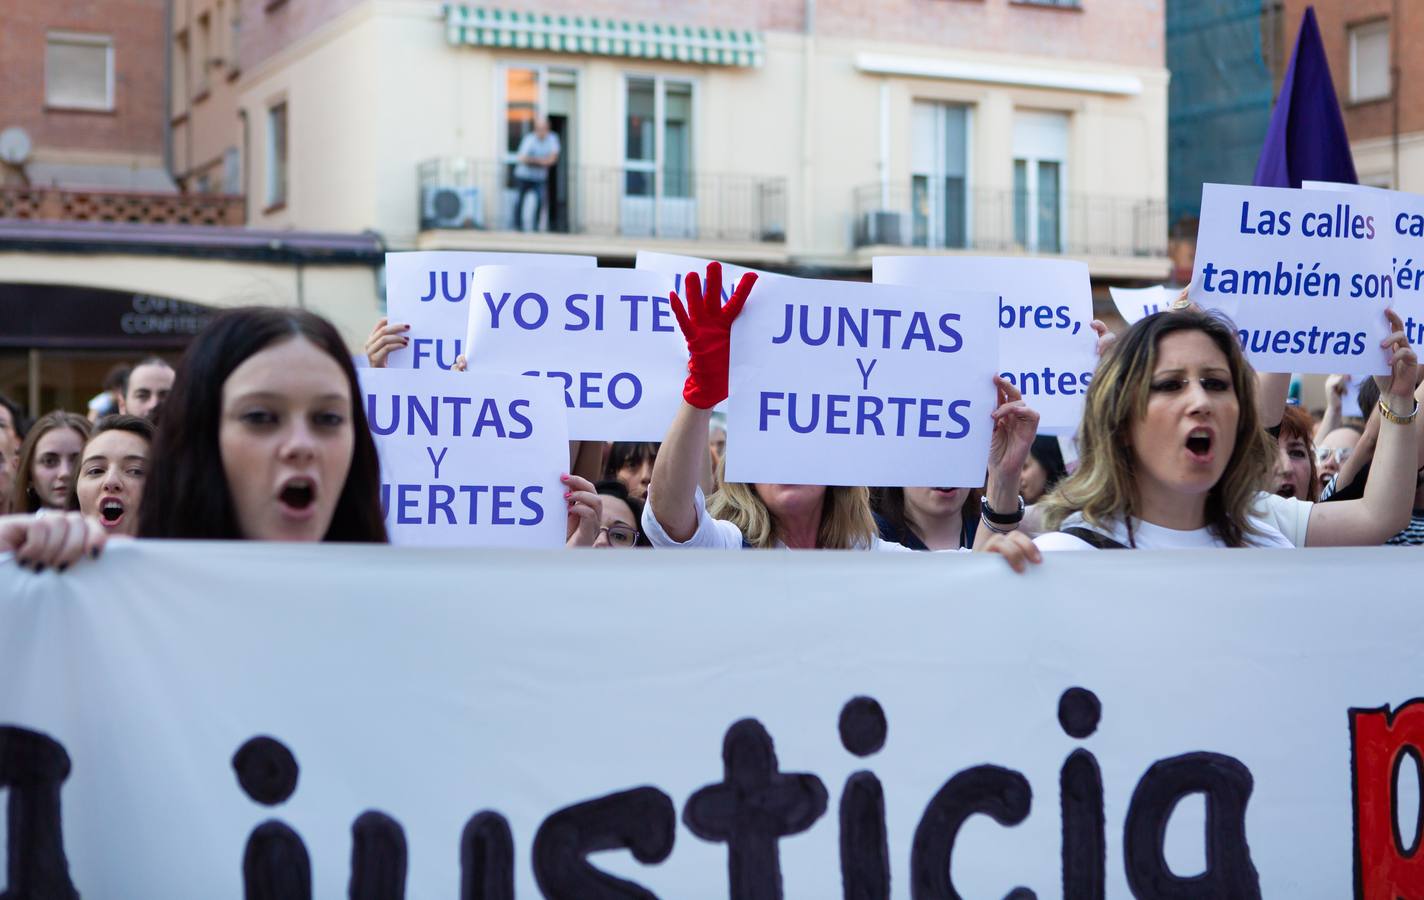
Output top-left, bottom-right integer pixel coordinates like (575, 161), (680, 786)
(443, 6), (764, 67)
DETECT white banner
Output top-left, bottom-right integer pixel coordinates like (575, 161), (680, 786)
(2, 546), (1423, 898)
(1108, 285), (1171, 326)
(465, 266), (686, 441)
(725, 276), (998, 486)
(1305, 181), (1424, 352)
(872, 256), (1097, 430)
(1189, 183), (1393, 375)
(359, 368), (569, 547)
(383, 251), (596, 370)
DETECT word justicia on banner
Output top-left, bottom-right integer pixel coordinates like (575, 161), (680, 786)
(1, 546), (1420, 896)
(6, 690), (1424, 898)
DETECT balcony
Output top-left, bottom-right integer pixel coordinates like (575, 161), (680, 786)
(852, 183), (1169, 278)
(416, 158), (788, 260)
(0, 186), (246, 227)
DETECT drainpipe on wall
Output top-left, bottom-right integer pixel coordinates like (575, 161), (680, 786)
(163, 0), (174, 179)
(800, 0), (815, 257)
(238, 108), (250, 219)
(879, 81), (890, 209)
(1392, 0), (1401, 188)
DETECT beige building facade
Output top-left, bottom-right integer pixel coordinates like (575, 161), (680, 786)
(232, 0), (1170, 281)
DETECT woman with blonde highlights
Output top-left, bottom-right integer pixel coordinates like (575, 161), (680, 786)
(642, 262), (1040, 553)
(1035, 308), (1419, 550)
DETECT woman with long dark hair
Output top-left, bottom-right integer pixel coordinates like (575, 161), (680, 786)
(138, 307), (388, 542)
(12, 411), (90, 513)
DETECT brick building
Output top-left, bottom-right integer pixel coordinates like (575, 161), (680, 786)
(0, 0), (1170, 409)
(1280, 0), (1423, 190)
(0, 0), (378, 415)
(0, 0), (171, 190)
(228, 0), (1168, 280)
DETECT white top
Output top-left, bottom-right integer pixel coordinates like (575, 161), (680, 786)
(1034, 506), (1296, 551)
(642, 487), (921, 551)
(1250, 491), (1313, 548)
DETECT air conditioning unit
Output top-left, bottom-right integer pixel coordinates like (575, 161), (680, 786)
(857, 210), (904, 246)
(421, 185), (484, 230)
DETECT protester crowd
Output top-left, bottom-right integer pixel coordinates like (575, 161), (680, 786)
(1, 260), (1421, 573)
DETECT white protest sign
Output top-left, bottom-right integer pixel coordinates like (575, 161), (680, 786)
(725, 277), (997, 486)
(3, 545), (1424, 898)
(635, 249), (782, 297)
(872, 256), (1097, 430)
(465, 266), (686, 440)
(1305, 180), (1424, 351)
(1189, 183), (1394, 374)
(359, 367), (568, 547)
(1109, 285), (1173, 325)
(383, 251), (596, 369)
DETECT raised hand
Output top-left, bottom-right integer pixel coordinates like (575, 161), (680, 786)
(1375, 308), (1419, 410)
(365, 317), (409, 368)
(562, 474), (602, 547)
(669, 262), (758, 409)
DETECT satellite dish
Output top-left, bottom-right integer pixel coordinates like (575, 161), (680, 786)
(0, 127), (32, 165)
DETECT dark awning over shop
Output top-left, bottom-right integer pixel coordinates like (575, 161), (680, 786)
(0, 283), (216, 350)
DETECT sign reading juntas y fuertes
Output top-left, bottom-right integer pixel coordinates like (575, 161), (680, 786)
(0, 283), (214, 348)
(2, 544), (1423, 898)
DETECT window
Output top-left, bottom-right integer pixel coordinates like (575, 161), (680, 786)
(622, 76), (695, 237)
(196, 14), (211, 96)
(1012, 110), (1068, 254)
(911, 102), (971, 249)
(265, 102), (287, 209)
(500, 65), (577, 230)
(45, 32), (113, 111)
(1350, 20), (1390, 103)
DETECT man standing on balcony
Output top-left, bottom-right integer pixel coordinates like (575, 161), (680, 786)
(513, 117), (560, 232)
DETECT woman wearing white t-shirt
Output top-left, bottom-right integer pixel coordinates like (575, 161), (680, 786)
(643, 262), (1041, 553)
(1033, 308), (1418, 551)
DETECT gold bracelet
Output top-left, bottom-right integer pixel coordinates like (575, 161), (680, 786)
(1378, 396), (1420, 425)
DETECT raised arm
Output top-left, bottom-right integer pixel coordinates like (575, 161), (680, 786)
(647, 263), (756, 541)
(1313, 374), (1349, 443)
(1305, 309), (1419, 545)
(650, 403), (715, 541)
(1256, 372), (1291, 430)
(975, 376), (1040, 547)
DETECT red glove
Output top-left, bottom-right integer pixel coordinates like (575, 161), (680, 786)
(669, 262), (758, 410)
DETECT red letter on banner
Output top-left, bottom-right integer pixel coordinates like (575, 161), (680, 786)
(1351, 701), (1424, 900)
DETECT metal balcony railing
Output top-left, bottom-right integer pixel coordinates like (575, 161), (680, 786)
(0, 186), (246, 226)
(418, 158), (787, 243)
(852, 183), (1167, 259)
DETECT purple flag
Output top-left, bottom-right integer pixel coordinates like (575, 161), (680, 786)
(1253, 6), (1358, 188)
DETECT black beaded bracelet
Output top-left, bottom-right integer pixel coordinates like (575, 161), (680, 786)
(980, 495), (1025, 525)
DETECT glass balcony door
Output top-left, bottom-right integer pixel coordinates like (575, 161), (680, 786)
(1012, 110), (1068, 253)
(910, 102), (970, 249)
(500, 64), (577, 232)
(622, 76), (695, 238)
